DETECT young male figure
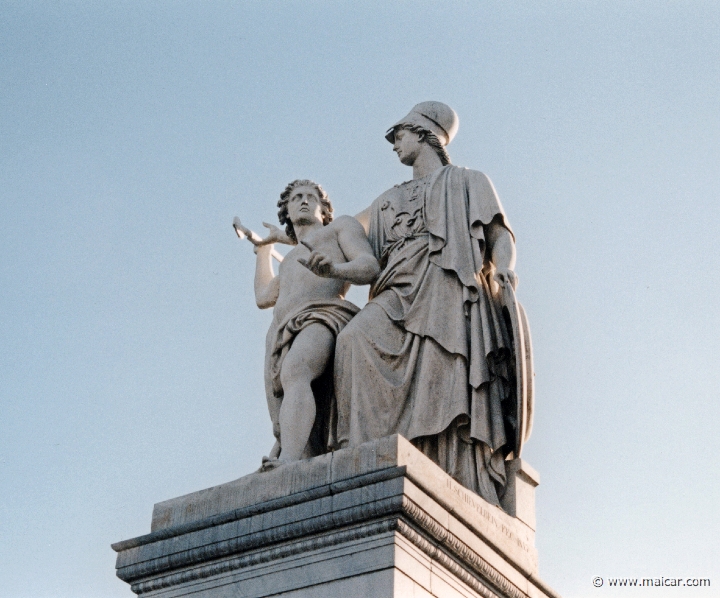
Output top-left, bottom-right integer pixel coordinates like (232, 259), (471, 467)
(235, 179), (379, 469)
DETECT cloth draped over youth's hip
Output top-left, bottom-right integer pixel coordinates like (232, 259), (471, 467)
(267, 298), (360, 399)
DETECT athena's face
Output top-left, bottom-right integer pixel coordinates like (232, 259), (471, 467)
(286, 185), (324, 226)
(392, 128), (424, 166)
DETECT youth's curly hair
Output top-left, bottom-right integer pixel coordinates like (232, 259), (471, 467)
(396, 124), (451, 166)
(277, 179), (333, 243)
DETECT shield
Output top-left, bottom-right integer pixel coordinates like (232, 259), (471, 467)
(500, 282), (535, 457)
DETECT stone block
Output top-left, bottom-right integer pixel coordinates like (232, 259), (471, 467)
(500, 459), (540, 532)
(113, 435), (560, 598)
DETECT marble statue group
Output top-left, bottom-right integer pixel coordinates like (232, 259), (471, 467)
(234, 102), (534, 508)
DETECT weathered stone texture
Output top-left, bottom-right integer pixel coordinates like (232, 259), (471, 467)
(113, 435), (559, 598)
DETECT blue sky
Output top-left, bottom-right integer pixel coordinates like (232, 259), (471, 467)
(1, 2), (719, 596)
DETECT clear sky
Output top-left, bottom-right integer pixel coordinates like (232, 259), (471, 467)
(1, 2), (719, 597)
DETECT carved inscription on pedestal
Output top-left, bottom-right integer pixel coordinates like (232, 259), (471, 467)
(445, 478), (533, 557)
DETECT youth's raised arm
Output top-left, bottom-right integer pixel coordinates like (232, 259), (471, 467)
(254, 245), (281, 309)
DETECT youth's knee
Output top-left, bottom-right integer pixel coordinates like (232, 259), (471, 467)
(280, 357), (313, 391)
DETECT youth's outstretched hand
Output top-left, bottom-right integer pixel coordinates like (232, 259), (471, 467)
(257, 222), (294, 246)
(232, 217), (295, 248)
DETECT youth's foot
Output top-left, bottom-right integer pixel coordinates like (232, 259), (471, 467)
(268, 440), (281, 460)
(259, 456), (287, 472)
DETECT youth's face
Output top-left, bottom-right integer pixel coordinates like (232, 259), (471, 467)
(286, 185), (325, 226)
(392, 128), (423, 166)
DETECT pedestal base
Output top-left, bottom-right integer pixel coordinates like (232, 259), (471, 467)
(113, 435), (559, 598)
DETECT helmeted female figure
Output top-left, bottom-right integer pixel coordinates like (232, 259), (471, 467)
(334, 102), (524, 505)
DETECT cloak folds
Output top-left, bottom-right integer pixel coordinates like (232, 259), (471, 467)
(334, 165), (515, 504)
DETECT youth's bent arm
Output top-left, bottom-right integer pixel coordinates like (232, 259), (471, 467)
(301, 216), (380, 284)
(334, 216), (380, 284)
(254, 245), (280, 309)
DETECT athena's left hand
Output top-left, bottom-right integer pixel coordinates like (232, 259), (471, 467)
(494, 268), (518, 290)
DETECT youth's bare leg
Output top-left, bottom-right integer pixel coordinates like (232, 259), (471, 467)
(278, 323), (335, 462)
(263, 328), (282, 461)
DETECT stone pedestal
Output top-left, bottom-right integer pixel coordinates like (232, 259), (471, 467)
(113, 435), (560, 598)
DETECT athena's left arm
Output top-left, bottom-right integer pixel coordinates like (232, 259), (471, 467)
(486, 216), (517, 289)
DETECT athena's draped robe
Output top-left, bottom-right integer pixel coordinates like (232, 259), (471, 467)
(334, 165), (515, 504)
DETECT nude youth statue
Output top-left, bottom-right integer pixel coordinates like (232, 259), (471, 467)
(234, 180), (379, 470)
